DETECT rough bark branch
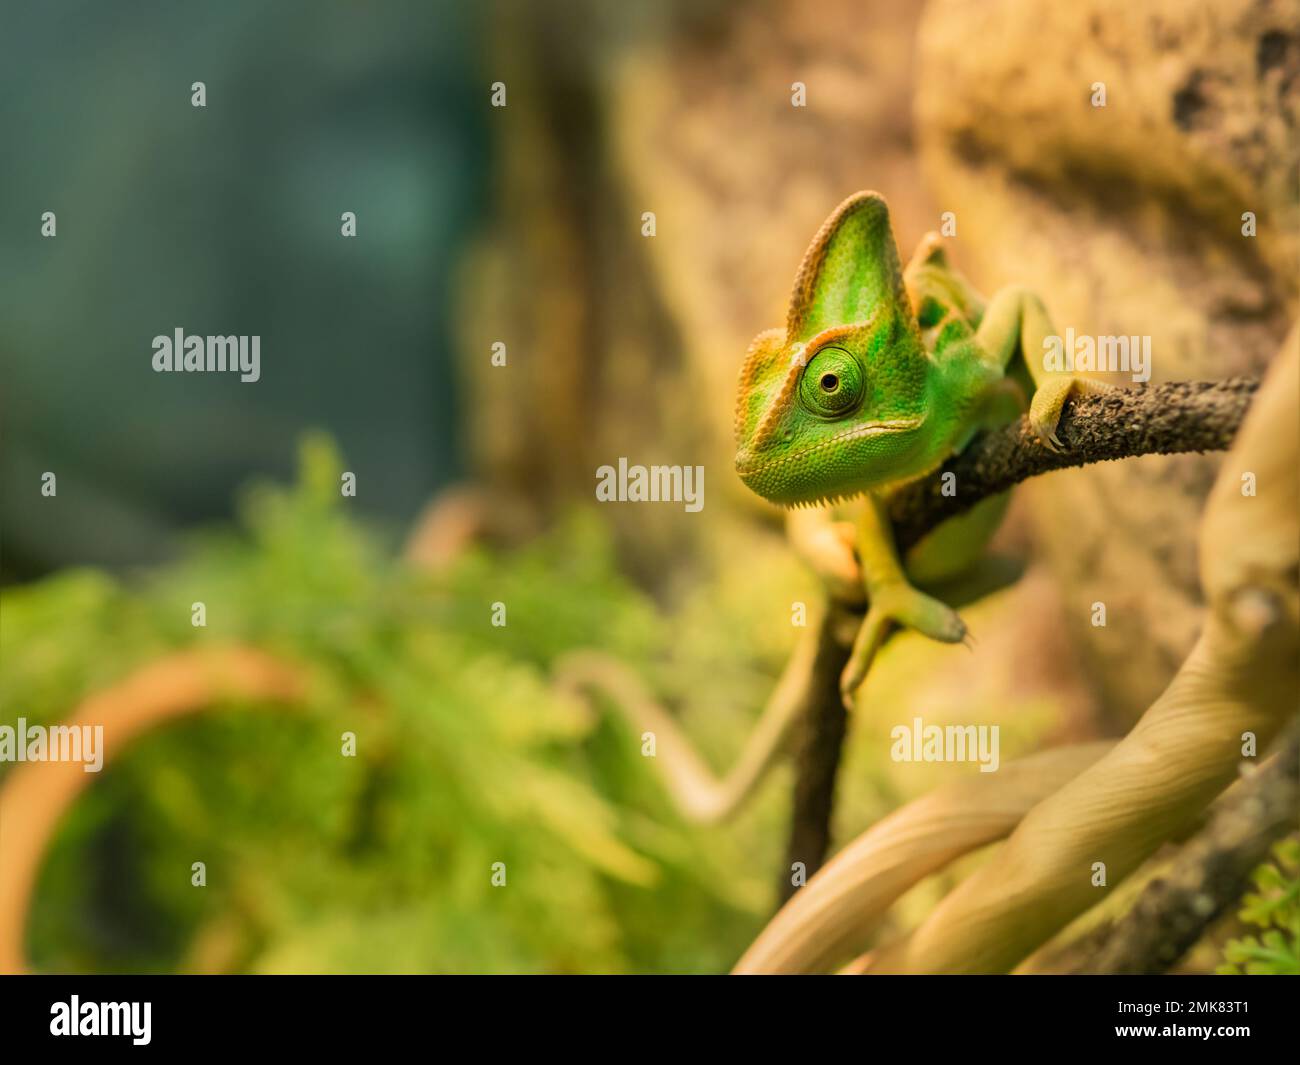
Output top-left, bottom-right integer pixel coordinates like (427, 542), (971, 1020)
(890, 378), (1259, 552)
(777, 604), (855, 904)
(784, 379), (1260, 891)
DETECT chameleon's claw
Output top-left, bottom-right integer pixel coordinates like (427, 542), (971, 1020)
(1031, 374), (1121, 453)
(839, 586), (968, 707)
(1031, 417), (1065, 453)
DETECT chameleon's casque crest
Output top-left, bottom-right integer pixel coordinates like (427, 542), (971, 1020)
(786, 190), (911, 342)
(733, 192), (932, 507)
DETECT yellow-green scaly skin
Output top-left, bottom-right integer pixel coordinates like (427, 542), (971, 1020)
(734, 192), (1013, 507)
(733, 191), (1106, 701)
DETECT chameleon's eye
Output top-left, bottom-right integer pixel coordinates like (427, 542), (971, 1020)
(799, 346), (865, 417)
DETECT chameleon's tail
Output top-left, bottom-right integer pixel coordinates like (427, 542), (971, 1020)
(553, 619), (823, 824)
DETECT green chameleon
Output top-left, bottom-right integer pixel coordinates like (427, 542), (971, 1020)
(734, 190), (1111, 705)
(561, 190), (1111, 822)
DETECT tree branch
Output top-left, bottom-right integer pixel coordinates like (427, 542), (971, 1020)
(777, 603), (856, 904)
(890, 378), (1259, 552)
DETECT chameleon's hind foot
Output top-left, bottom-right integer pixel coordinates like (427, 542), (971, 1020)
(785, 507), (865, 607)
(839, 584), (967, 708)
(1029, 376), (1118, 452)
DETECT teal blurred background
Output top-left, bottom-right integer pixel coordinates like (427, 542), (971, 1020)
(3, 0), (487, 577)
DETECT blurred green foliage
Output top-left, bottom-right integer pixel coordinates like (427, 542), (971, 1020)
(1, 437), (783, 973)
(1218, 838), (1300, 976)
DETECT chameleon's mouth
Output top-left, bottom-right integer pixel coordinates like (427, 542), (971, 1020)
(733, 414), (928, 508)
(733, 416), (924, 480)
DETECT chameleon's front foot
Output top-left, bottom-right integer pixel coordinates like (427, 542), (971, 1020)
(1029, 375), (1118, 452)
(839, 583), (968, 707)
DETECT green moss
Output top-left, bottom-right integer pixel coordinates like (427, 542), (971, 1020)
(1218, 838), (1300, 976)
(2, 435), (778, 973)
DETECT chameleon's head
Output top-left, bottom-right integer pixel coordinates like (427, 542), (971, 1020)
(733, 191), (932, 507)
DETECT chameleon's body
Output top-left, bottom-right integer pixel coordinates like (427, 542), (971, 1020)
(734, 191), (1109, 702)
(560, 190), (1107, 824)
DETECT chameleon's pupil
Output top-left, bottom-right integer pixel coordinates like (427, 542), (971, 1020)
(798, 346), (863, 417)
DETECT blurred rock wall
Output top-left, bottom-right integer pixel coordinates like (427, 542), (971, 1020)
(914, 0), (1298, 723)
